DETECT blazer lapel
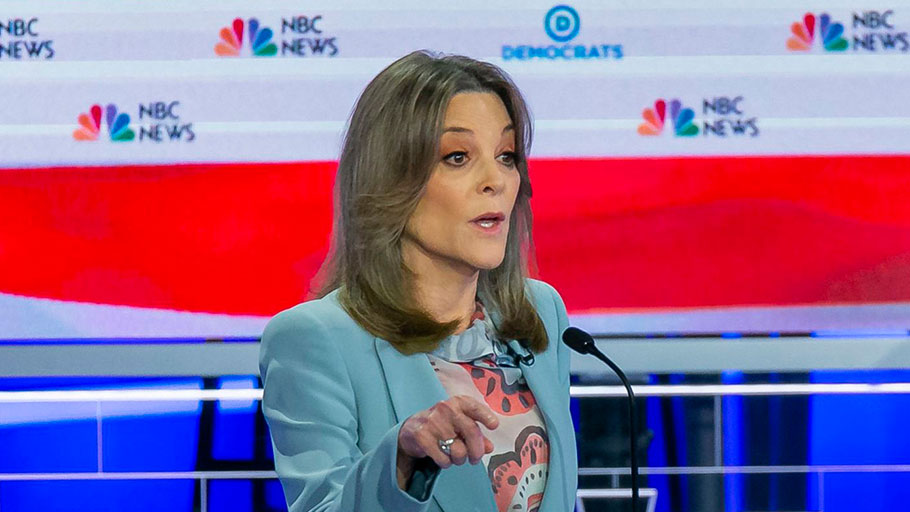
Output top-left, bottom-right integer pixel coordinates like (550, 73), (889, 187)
(374, 338), (498, 512)
(489, 309), (566, 468)
(505, 339), (567, 512)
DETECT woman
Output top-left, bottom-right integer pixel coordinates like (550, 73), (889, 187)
(259, 50), (577, 512)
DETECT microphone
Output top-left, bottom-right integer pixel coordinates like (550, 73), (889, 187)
(505, 339), (535, 366)
(563, 327), (640, 512)
(519, 351), (535, 366)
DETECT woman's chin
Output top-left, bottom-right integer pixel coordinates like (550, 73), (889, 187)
(470, 254), (507, 271)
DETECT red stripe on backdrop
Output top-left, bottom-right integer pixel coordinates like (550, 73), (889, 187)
(0, 162), (335, 315)
(531, 155), (910, 313)
(1, 155), (909, 316)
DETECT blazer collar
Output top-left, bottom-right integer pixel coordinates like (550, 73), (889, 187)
(478, 302), (568, 512)
(488, 305), (565, 473)
(505, 339), (567, 512)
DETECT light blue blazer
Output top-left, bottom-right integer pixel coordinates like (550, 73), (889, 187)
(259, 278), (578, 512)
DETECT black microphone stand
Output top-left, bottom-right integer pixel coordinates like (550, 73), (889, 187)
(563, 327), (639, 512)
(590, 348), (639, 512)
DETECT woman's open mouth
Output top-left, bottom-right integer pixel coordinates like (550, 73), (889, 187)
(470, 211), (506, 234)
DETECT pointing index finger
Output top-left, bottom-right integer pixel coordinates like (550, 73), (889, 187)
(459, 396), (500, 430)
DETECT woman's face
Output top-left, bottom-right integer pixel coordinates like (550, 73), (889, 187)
(402, 91), (521, 276)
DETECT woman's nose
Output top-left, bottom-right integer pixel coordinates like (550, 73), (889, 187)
(479, 158), (506, 194)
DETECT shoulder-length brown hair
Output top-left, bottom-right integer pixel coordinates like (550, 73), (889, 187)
(314, 50), (547, 355)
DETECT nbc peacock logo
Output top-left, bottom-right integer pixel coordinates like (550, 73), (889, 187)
(787, 13), (848, 52)
(215, 17), (278, 57)
(72, 104), (135, 142)
(637, 99), (699, 137)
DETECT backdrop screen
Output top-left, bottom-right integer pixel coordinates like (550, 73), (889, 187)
(2, 0), (908, 338)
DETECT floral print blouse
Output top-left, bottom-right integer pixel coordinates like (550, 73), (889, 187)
(425, 302), (550, 512)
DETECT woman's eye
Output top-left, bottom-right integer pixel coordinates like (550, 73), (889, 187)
(443, 151), (467, 166)
(499, 151), (517, 166)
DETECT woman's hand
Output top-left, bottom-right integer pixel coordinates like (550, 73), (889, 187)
(396, 395), (500, 489)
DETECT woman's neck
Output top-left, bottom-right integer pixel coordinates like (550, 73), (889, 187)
(403, 245), (479, 334)
(417, 276), (478, 334)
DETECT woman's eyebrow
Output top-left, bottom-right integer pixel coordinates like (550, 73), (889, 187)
(442, 124), (515, 134)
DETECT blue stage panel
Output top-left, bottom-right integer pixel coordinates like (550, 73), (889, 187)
(0, 480), (195, 511)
